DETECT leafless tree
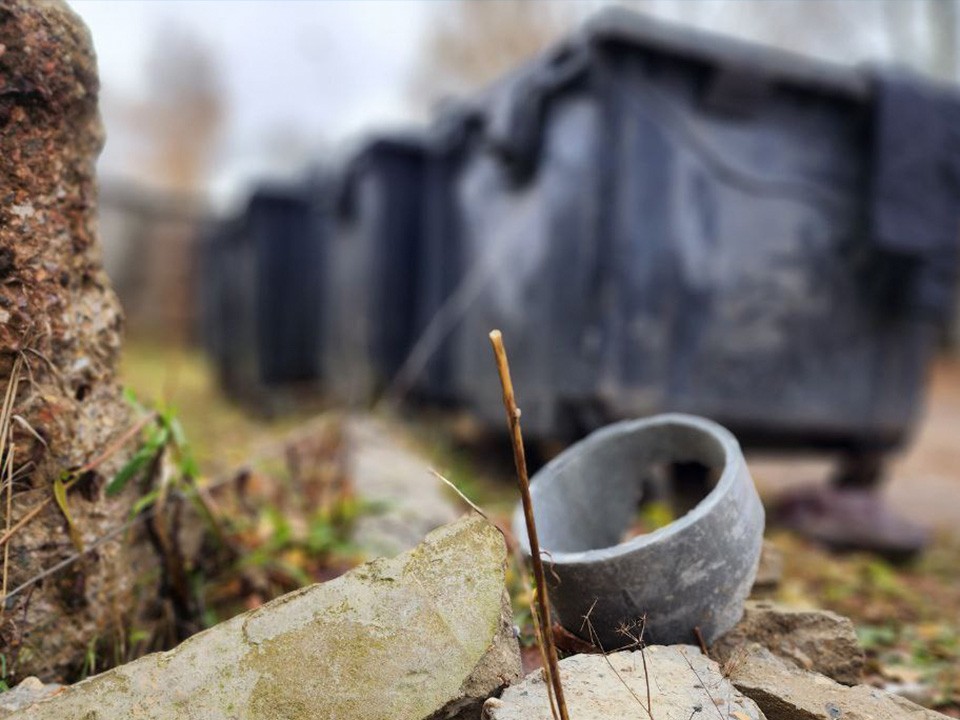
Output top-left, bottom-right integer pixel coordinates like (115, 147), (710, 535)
(411, 1), (577, 109)
(128, 22), (225, 193)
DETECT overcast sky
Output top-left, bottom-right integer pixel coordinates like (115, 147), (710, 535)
(70, 1), (436, 204)
(67, 0), (954, 208)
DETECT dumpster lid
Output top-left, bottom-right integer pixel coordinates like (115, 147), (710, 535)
(335, 131), (432, 219)
(352, 131), (432, 160)
(479, 7), (877, 183)
(247, 182), (313, 213)
(582, 7), (871, 101)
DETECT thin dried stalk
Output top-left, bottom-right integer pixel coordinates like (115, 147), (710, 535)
(529, 591), (561, 720)
(582, 604), (654, 720)
(2, 441), (15, 604)
(76, 412), (155, 475)
(430, 469), (489, 519)
(489, 329), (569, 720)
(0, 356), (23, 476)
(0, 357), (24, 607)
(693, 625), (709, 657)
(0, 501), (49, 549)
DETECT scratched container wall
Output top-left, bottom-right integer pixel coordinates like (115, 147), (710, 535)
(443, 7), (960, 450)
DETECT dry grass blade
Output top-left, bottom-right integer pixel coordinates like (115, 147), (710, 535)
(489, 329), (569, 720)
(11, 415), (46, 449)
(2, 438), (14, 605)
(429, 469), (489, 519)
(0, 357), (24, 607)
(678, 647), (726, 720)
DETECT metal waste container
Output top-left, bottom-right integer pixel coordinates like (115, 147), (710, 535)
(201, 180), (327, 401)
(437, 7), (960, 455)
(326, 134), (431, 404)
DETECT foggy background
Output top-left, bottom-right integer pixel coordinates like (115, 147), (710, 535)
(75, 0), (959, 207)
(67, 0), (960, 343)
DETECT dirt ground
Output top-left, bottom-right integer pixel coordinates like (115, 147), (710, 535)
(748, 356), (960, 533)
(889, 358), (960, 531)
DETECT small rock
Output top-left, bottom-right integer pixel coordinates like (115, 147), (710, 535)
(728, 644), (946, 719)
(711, 601), (864, 685)
(483, 645), (767, 719)
(0, 678), (61, 716)
(9, 515), (521, 720)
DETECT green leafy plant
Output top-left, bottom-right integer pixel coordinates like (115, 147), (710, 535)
(107, 396), (197, 503)
(0, 654), (9, 693)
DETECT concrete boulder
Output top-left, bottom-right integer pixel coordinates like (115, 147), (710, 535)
(728, 644), (947, 720)
(711, 601), (864, 685)
(346, 418), (460, 557)
(0, 679), (61, 715)
(484, 645), (767, 720)
(0, 0), (139, 680)
(6, 515), (522, 720)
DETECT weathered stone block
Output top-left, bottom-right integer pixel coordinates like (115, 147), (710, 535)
(711, 601), (864, 685)
(484, 645), (767, 720)
(347, 418), (460, 557)
(729, 644), (946, 720)
(7, 515), (522, 719)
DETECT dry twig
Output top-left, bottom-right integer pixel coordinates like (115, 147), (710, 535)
(693, 626), (710, 658)
(489, 330), (569, 720)
(581, 602), (654, 720)
(0, 356), (24, 606)
(618, 616), (654, 716)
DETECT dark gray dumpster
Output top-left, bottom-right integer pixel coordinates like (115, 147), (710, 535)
(324, 135), (429, 405)
(326, 124), (491, 406)
(436, 7), (960, 457)
(201, 179), (328, 401)
(404, 106), (485, 403)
